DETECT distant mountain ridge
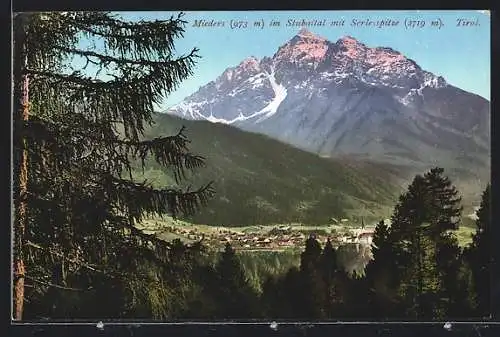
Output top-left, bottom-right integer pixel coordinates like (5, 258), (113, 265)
(166, 29), (490, 199)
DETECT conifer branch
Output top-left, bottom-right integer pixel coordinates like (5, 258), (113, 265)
(104, 175), (215, 219)
(54, 45), (199, 68)
(25, 275), (93, 292)
(28, 56), (197, 140)
(68, 12), (188, 58)
(121, 126), (206, 182)
(25, 241), (102, 273)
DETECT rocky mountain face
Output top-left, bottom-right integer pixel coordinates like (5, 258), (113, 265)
(166, 28), (490, 186)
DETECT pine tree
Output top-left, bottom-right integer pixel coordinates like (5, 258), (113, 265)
(388, 168), (464, 319)
(423, 168), (466, 317)
(268, 266), (303, 318)
(370, 221), (391, 261)
(390, 175), (439, 319)
(466, 184), (491, 318)
(320, 239), (341, 317)
(397, 224), (442, 319)
(260, 275), (279, 317)
(214, 243), (258, 318)
(300, 235), (323, 271)
(422, 168), (462, 234)
(297, 235), (327, 318)
(364, 220), (402, 318)
(12, 12), (214, 320)
(447, 257), (477, 318)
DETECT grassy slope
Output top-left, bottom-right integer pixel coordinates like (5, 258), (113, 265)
(134, 114), (403, 226)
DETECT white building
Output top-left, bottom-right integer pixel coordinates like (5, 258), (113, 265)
(358, 232), (373, 245)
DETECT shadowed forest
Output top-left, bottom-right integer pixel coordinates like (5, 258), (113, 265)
(12, 12), (491, 321)
(22, 172), (492, 321)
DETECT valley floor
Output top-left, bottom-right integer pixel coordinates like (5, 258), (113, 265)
(136, 217), (475, 251)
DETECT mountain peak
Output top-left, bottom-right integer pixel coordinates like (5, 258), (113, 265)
(295, 28), (326, 42)
(274, 29), (328, 63)
(334, 35), (367, 60)
(339, 35), (358, 42)
(298, 27), (314, 37)
(238, 56), (261, 72)
(337, 35), (365, 48)
(241, 56), (259, 64)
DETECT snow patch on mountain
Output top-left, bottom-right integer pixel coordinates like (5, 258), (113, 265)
(256, 69), (288, 121)
(195, 68), (288, 125)
(395, 71), (447, 106)
(173, 101), (205, 119)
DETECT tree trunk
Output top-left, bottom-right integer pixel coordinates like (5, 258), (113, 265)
(13, 13), (30, 321)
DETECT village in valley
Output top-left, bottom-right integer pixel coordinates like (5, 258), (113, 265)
(134, 208), (477, 251)
(135, 217), (383, 251)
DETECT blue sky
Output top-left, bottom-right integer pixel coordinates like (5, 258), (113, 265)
(114, 10), (490, 110)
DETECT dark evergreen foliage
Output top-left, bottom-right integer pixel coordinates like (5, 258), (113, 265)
(362, 168), (481, 320)
(211, 243), (260, 318)
(13, 11), (214, 319)
(297, 236), (327, 319)
(320, 239), (340, 317)
(465, 184), (491, 318)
